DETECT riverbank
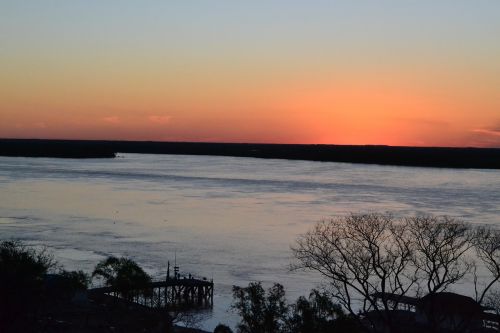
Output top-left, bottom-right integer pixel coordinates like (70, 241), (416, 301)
(2, 138), (500, 168)
(0, 139), (116, 158)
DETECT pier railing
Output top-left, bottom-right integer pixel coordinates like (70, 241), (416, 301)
(88, 276), (214, 310)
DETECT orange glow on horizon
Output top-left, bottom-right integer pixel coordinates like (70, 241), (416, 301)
(1, 2), (500, 148)
(1, 73), (499, 147)
(1, 43), (499, 148)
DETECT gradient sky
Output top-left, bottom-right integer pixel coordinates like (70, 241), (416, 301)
(1, 1), (499, 147)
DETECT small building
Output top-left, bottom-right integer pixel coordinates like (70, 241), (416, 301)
(365, 292), (499, 333)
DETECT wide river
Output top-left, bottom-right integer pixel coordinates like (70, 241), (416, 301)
(0, 153), (499, 330)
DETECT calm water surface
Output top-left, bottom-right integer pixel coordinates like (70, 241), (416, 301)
(1, 153), (499, 329)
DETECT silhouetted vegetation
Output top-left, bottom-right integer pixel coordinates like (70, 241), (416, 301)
(2, 138), (500, 168)
(0, 138), (116, 158)
(231, 282), (360, 333)
(484, 289), (500, 313)
(0, 242), (192, 332)
(292, 213), (500, 333)
(0, 241), (55, 331)
(92, 256), (152, 300)
(0, 241), (59, 331)
(2, 213), (500, 332)
(214, 324), (234, 333)
(232, 282), (288, 333)
(287, 289), (360, 333)
(45, 269), (90, 301)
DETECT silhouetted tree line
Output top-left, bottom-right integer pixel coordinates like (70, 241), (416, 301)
(225, 282), (360, 333)
(2, 213), (500, 333)
(0, 241), (88, 332)
(225, 214), (500, 333)
(2, 138), (500, 168)
(291, 213), (500, 333)
(0, 241), (158, 332)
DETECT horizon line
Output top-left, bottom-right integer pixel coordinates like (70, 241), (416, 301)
(1, 137), (499, 150)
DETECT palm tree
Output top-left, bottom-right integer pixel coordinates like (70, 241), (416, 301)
(92, 256), (151, 301)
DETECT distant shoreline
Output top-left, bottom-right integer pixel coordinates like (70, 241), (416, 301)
(1, 138), (500, 169)
(0, 139), (116, 159)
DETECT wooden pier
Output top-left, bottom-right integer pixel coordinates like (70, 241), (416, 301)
(88, 265), (213, 311)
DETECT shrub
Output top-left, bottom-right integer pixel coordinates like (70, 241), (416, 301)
(0, 240), (55, 331)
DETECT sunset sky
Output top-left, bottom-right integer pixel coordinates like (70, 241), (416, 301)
(1, 1), (499, 147)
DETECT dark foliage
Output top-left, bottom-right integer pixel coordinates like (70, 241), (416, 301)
(232, 282), (288, 333)
(214, 324), (234, 333)
(92, 256), (152, 300)
(59, 269), (90, 290)
(231, 282), (360, 333)
(292, 214), (500, 333)
(0, 240), (55, 332)
(44, 269), (90, 301)
(287, 289), (360, 333)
